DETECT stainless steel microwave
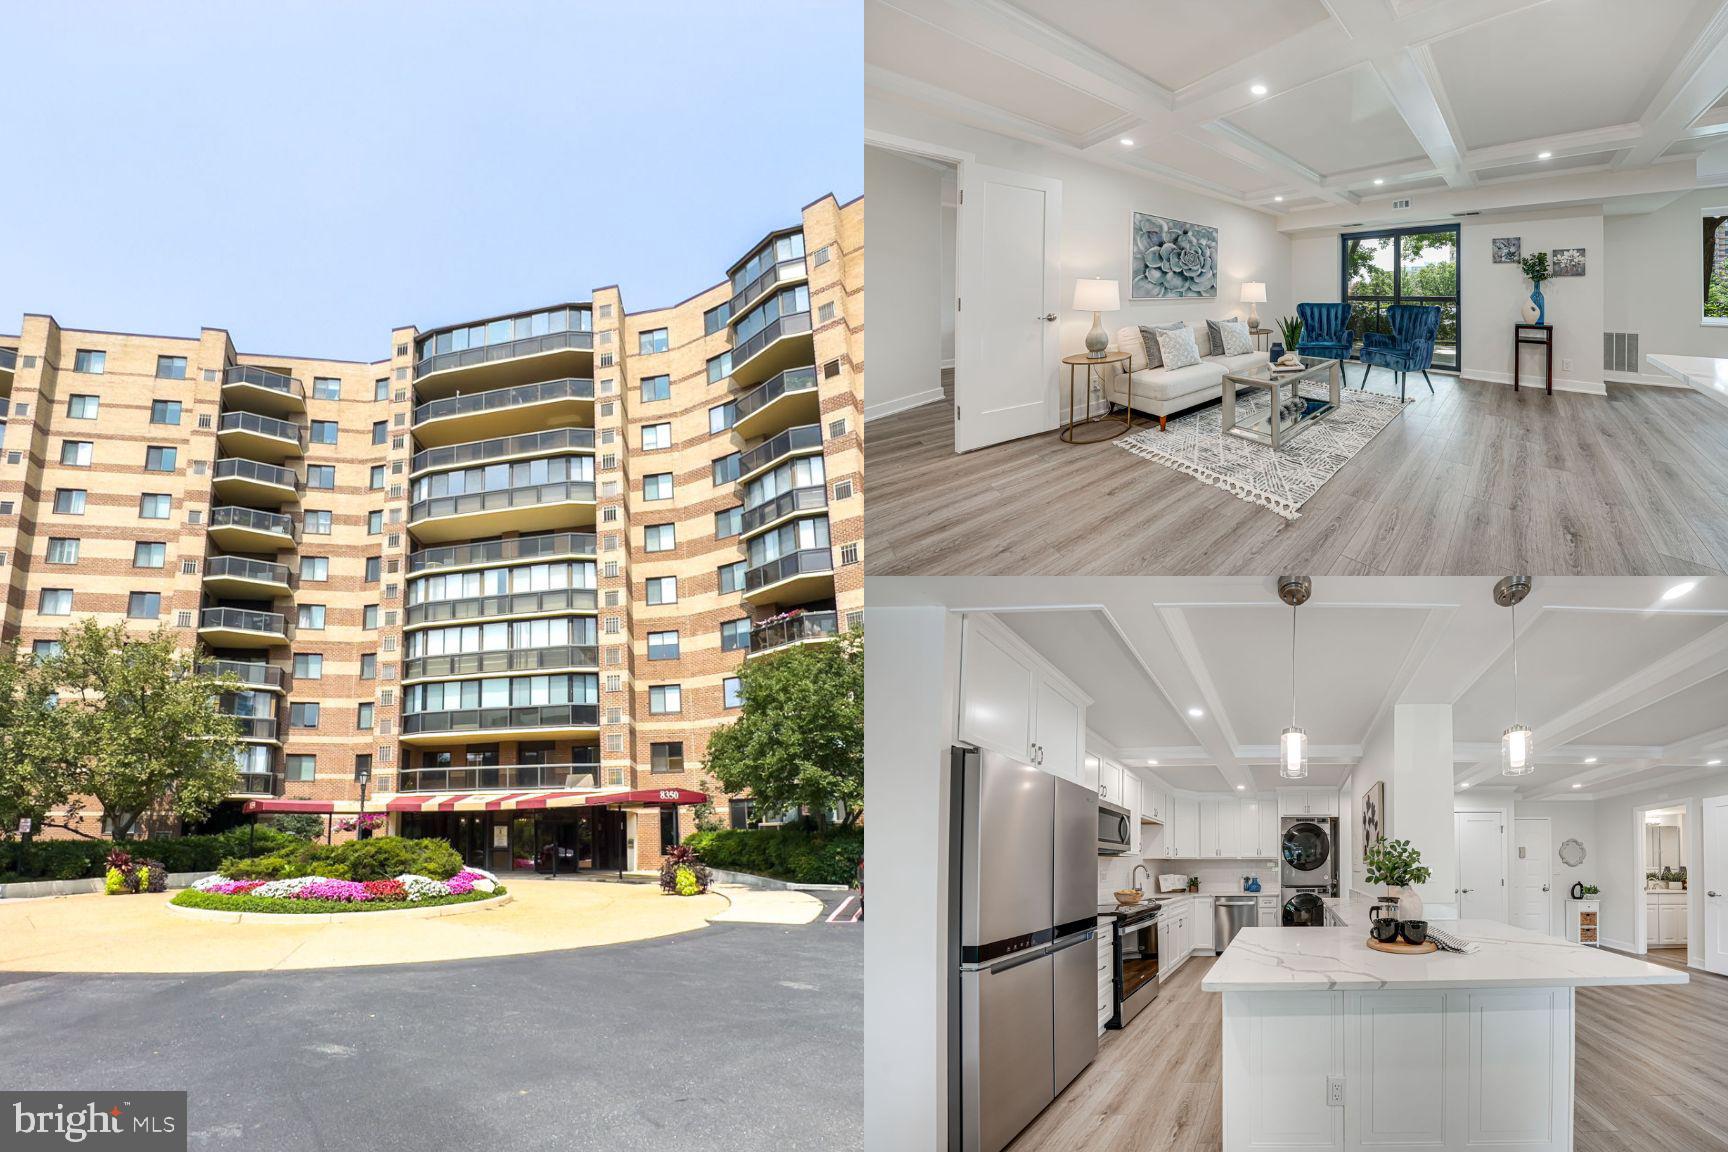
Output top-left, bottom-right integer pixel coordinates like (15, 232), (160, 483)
(1097, 799), (1131, 854)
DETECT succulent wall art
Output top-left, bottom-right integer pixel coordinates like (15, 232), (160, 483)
(1492, 237), (1521, 263)
(1131, 211), (1219, 299)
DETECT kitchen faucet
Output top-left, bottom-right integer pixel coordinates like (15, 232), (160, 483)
(1131, 863), (1149, 893)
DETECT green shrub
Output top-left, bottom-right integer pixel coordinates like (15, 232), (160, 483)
(684, 827), (863, 886)
(104, 867), (125, 894)
(216, 836), (461, 884)
(169, 885), (503, 915)
(0, 826), (306, 883)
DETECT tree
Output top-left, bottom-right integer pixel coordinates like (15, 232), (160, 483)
(0, 640), (78, 847)
(43, 621), (243, 840)
(704, 627), (863, 828)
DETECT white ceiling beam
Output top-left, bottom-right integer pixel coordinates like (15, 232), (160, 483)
(1464, 123), (1645, 170)
(1589, 764), (1728, 802)
(1203, 121), (1358, 206)
(1373, 46), (1472, 189)
(1151, 606), (1256, 793)
(1619, 0), (1728, 168)
(865, 65), (1080, 150)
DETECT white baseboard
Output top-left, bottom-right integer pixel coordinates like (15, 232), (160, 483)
(940, 358), (955, 370)
(864, 387), (947, 423)
(1460, 368), (1607, 396)
(1600, 936), (1635, 953)
(1611, 370), (1691, 389)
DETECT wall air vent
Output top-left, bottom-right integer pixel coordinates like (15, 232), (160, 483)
(1392, 199), (1412, 210)
(1604, 332), (1641, 375)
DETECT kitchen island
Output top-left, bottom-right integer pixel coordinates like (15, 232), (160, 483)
(1201, 919), (1686, 1150)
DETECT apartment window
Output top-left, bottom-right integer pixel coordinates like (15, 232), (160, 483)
(841, 542), (860, 566)
(818, 301), (836, 324)
(60, 440), (93, 466)
(39, 589), (72, 615)
(307, 465), (335, 489)
(138, 493), (169, 519)
(150, 399), (182, 425)
(145, 446), (177, 472)
(707, 351), (731, 383)
(704, 302), (729, 335)
(290, 702), (320, 729)
(310, 420), (339, 445)
(718, 561), (746, 595)
(645, 576), (677, 605)
(814, 245), (831, 266)
(300, 556), (329, 582)
(638, 328), (669, 354)
(374, 378), (390, 401)
(720, 618), (750, 652)
(724, 676), (743, 709)
(641, 423), (671, 451)
(312, 377), (341, 401)
(649, 685), (682, 714)
(647, 631), (680, 660)
(127, 591), (161, 619)
(644, 524), (675, 553)
(286, 755), (316, 782)
(32, 640), (61, 661)
(597, 303), (613, 319)
(640, 374), (670, 402)
(364, 555), (381, 582)
(155, 355), (188, 380)
(715, 507), (741, 539)
(54, 489), (87, 515)
(712, 453), (741, 485)
(369, 465), (385, 490)
(297, 605), (326, 630)
(304, 509), (332, 534)
(360, 652), (377, 679)
(47, 538), (80, 564)
(67, 395), (99, 419)
(650, 742), (685, 773)
(372, 420), (387, 445)
(829, 417), (848, 439)
(133, 542), (166, 568)
(643, 472), (673, 500)
(357, 702), (374, 731)
(73, 349), (105, 374)
(709, 402), (736, 434)
(834, 478), (854, 501)
(363, 604), (380, 629)
(293, 653), (323, 679)
(367, 510), (383, 535)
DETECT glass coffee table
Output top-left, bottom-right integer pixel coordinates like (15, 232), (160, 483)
(1219, 355), (1342, 450)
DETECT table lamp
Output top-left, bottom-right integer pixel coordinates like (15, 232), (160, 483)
(1074, 277), (1120, 359)
(1239, 282), (1267, 330)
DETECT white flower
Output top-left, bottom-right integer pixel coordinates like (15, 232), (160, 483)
(394, 873), (452, 901)
(253, 876), (322, 899)
(191, 874), (231, 892)
(461, 866), (498, 883)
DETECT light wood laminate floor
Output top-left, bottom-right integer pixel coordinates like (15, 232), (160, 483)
(1008, 952), (1728, 1151)
(868, 370), (1728, 576)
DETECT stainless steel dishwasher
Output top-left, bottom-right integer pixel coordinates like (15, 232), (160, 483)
(1213, 895), (1257, 952)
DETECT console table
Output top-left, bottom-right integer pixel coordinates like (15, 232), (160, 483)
(1514, 323), (1553, 395)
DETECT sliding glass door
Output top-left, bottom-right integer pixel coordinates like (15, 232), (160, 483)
(1340, 225), (1459, 372)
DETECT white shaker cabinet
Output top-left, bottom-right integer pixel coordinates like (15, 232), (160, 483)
(1172, 798), (1201, 859)
(1123, 772), (1142, 855)
(1278, 788), (1339, 818)
(1097, 758), (1125, 806)
(1202, 798), (1241, 858)
(957, 614), (1090, 779)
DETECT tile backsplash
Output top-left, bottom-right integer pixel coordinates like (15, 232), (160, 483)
(1097, 855), (1278, 900)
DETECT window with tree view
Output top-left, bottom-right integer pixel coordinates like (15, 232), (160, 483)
(1342, 226), (1459, 371)
(1703, 211), (1728, 322)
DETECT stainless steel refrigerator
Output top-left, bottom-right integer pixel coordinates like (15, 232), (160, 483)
(949, 746), (1099, 1152)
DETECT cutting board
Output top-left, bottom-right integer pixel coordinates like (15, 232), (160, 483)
(1366, 937), (1438, 955)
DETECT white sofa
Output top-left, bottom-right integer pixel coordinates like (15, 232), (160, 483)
(1103, 322), (1266, 430)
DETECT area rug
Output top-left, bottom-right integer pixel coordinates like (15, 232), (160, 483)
(1115, 380), (1410, 520)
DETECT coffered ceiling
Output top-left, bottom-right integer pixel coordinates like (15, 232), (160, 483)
(871, 577), (1728, 800)
(866, 0), (1728, 218)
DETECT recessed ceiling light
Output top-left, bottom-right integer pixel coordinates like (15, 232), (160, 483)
(1250, 83), (1268, 96)
(1538, 151), (1552, 159)
(1710, 759), (1724, 766)
(1273, 195), (1284, 202)
(1661, 581), (1698, 601)
(1459, 782), (1471, 789)
(1147, 759), (1159, 766)
(1187, 707), (1204, 718)
(1373, 178), (1385, 185)
(1584, 757), (1598, 764)
(1119, 137), (1135, 147)
(1572, 783), (1583, 789)
(1236, 784), (1246, 790)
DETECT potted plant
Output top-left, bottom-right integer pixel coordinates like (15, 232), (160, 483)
(1363, 836), (1432, 918)
(1581, 883), (1599, 897)
(1186, 875), (1200, 893)
(1519, 252), (1549, 324)
(1274, 315), (1302, 363)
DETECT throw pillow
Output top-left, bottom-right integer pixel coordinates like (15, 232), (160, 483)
(1218, 320), (1254, 357)
(1155, 324), (1202, 371)
(1138, 322), (1186, 370)
(1204, 316), (1241, 357)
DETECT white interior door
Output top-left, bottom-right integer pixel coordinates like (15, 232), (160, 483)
(1706, 794), (1728, 975)
(954, 163), (1062, 451)
(1454, 811), (1506, 921)
(1511, 817), (1552, 935)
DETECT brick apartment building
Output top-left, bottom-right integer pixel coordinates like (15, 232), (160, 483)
(0, 193), (863, 875)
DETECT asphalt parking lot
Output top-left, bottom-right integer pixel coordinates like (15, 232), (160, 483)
(0, 895), (861, 1151)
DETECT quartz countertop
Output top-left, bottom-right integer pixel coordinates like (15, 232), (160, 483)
(1648, 353), (1728, 411)
(1202, 919), (1688, 992)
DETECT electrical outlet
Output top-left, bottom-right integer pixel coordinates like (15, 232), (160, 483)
(1327, 1076), (1346, 1107)
(1561, 358), (1573, 373)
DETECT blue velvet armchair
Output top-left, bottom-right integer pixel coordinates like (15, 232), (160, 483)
(1295, 302), (1355, 383)
(1359, 304), (1441, 401)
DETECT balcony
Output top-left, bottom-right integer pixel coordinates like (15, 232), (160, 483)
(741, 485), (828, 537)
(742, 548), (834, 606)
(750, 610), (840, 656)
(397, 758), (600, 792)
(740, 422), (823, 480)
(400, 702), (600, 745)
(216, 411), (306, 464)
(0, 347), (15, 390)
(733, 365), (820, 440)
(406, 586), (598, 628)
(207, 506), (295, 553)
(412, 377), (595, 447)
(404, 644), (600, 684)
(211, 457), (300, 506)
(730, 310), (813, 389)
(202, 555), (293, 598)
(730, 255), (809, 320)
(222, 365), (305, 417)
(224, 715), (282, 743)
(408, 532), (596, 575)
(408, 479), (596, 544)
(414, 322), (594, 396)
(411, 427), (595, 477)
(198, 607), (289, 647)
(201, 659), (287, 692)
(230, 772), (279, 797)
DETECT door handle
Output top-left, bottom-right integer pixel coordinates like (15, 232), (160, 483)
(1041, 313), (1058, 321)
(1711, 891), (1722, 898)
(1542, 885), (1550, 892)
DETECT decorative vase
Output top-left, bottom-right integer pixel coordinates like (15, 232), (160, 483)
(1529, 282), (1546, 325)
(1387, 885), (1424, 919)
(1270, 342), (1284, 363)
(1520, 300), (1540, 324)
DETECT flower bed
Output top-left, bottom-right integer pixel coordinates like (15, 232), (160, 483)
(169, 867), (504, 914)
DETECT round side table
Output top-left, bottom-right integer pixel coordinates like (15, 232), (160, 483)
(1060, 350), (1134, 443)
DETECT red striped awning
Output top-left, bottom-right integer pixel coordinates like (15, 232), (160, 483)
(382, 788), (708, 812)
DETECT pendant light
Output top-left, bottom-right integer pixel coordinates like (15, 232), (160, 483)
(1278, 576), (1311, 780)
(1495, 575), (1535, 777)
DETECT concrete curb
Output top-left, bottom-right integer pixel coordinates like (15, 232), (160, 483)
(164, 891), (513, 925)
(1, 871), (217, 901)
(707, 867), (850, 893)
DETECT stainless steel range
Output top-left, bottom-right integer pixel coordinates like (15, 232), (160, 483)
(1097, 899), (1161, 1028)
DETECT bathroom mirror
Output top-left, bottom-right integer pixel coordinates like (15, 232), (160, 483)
(1645, 817), (1684, 878)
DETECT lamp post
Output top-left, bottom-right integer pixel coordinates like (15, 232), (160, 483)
(354, 761), (373, 839)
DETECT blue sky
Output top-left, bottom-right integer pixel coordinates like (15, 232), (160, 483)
(0, 1), (861, 361)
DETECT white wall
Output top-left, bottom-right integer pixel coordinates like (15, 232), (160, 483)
(864, 146), (947, 421)
(1515, 801), (1596, 939)
(1603, 188), (1728, 384)
(1593, 778), (1726, 965)
(868, 103), (1293, 369)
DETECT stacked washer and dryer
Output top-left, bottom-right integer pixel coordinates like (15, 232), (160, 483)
(1279, 815), (1339, 926)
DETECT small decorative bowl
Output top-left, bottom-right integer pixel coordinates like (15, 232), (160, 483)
(1114, 889), (1143, 906)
